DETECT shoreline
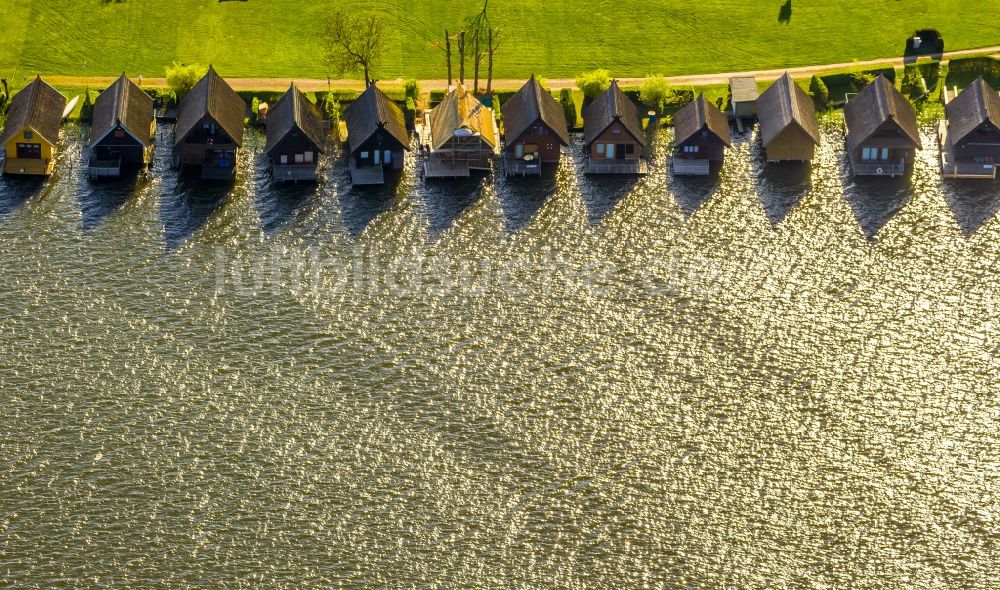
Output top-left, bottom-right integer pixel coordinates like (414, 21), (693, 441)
(34, 45), (1000, 94)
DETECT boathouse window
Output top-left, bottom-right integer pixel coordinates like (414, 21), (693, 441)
(881, 148), (889, 160)
(683, 145), (699, 153)
(114, 129), (125, 138)
(16, 143), (41, 159)
(23, 131), (33, 140)
(626, 144), (635, 155)
(595, 143), (604, 157)
(516, 144), (524, 158)
(304, 152), (314, 164)
(294, 153), (304, 164)
(861, 147), (876, 160)
(280, 155), (288, 164)
(360, 151), (369, 160)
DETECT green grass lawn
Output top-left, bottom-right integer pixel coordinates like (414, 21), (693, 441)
(1, 0), (998, 87)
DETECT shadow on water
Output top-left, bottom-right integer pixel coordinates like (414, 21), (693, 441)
(668, 168), (720, 218)
(579, 172), (639, 224)
(0, 175), (46, 217)
(419, 173), (486, 236)
(160, 175), (233, 250)
(76, 171), (146, 231)
(339, 170), (404, 238)
(493, 165), (559, 233)
(942, 179), (1000, 237)
(755, 161), (811, 225)
(842, 175), (913, 238)
(251, 150), (323, 236)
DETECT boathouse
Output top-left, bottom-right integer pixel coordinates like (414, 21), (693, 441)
(88, 74), (155, 178)
(939, 77), (1000, 179)
(264, 83), (326, 183)
(422, 84), (498, 178)
(343, 83), (409, 185)
(756, 73), (821, 163)
(729, 76), (759, 119)
(583, 81), (647, 174)
(1, 77), (67, 176)
(500, 75), (569, 176)
(173, 67), (246, 180)
(844, 75), (921, 177)
(672, 93), (731, 176)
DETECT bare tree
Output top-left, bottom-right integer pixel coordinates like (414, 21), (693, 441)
(432, 30), (453, 86)
(457, 30), (467, 85)
(323, 11), (387, 87)
(486, 28), (500, 96)
(466, 0), (492, 94)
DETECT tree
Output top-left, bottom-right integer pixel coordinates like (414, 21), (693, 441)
(809, 74), (829, 107)
(576, 69), (612, 101)
(640, 75), (672, 113)
(432, 30), (453, 86)
(165, 62), (208, 102)
(323, 11), (387, 86)
(457, 30), (467, 85)
(559, 88), (577, 130)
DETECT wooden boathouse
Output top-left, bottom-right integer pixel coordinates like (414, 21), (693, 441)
(420, 84), (498, 178)
(756, 73), (821, 163)
(88, 74), (155, 179)
(583, 81), (647, 174)
(343, 83), (409, 185)
(729, 76), (759, 123)
(844, 75), (921, 178)
(173, 67), (246, 180)
(939, 77), (1000, 179)
(1, 77), (67, 176)
(264, 83), (326, 183)
(672, 93), (731, 176)
(500, 75), (569, 176)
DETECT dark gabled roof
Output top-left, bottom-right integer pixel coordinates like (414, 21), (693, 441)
(729, 77), (760, 103)
(583, 80), (646, 147)
(501, 75), (570, 146)
(844, 75), (921, 153)
(674, 93), (732, 147)
(0, 76), (67, 147)
(757, 73), (820, 147)
(343, 83), (409, 153)
(429, 84), (497, 150)
(174, 66), (246, 147)
(265, 83), (327, 155)
(945, 77), (1000, 144)
(90, 74), (154, 148)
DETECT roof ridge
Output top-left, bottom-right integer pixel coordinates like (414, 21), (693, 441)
(974, 78), (997, 124)
(778, 75), (794, 128)
(290, 83), (302, 132)
(25, 77), (42, 134)
(116, 74), (129, 125)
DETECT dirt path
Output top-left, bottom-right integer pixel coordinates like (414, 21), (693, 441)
(43, 46), (1000, 93)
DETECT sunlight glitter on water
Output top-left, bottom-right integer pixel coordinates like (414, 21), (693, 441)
(0, 113), (998, 588)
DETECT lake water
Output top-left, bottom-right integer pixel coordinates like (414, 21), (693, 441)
(1, 113), (998, 588)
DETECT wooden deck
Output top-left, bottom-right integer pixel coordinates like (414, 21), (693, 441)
(88, 157), (122, 179)
(848, 154), (906, 178)
(424, 159), (471, 178)
(671, 156), (711, 176)
(348, 161), (385, 185)
(584, 157), (647, 175)
(2, 157), (53, 176)
(504, 155), (542, 176)
(273, 163), (318, 183)
(200, 164), (237, 181)
(938, 120), (997, 179)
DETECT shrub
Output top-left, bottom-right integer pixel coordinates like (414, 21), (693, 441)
(559, 88), (577, 129)
(250, 96), (261, 124)
(165, 62), (208, 102)
(901, 65), (927, 100)
(809, 74), (829, 107)
(850, 71), (876, 90)
(79, 88), (95, 121)
(403, 79), (420, 101)
(324, 91), (341, 121)
(639, 75), (672, 112)
(575, 69), (611, 101)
